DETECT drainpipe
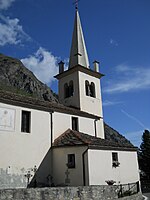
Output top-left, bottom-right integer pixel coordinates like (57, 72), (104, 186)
(49, 111), (54, 186)
(50, 111), (54, 147)
(82, 147), (89, 186)
(94, 119), (98, 137)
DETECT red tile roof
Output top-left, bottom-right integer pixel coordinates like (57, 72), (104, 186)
(53, 129), (137, 151)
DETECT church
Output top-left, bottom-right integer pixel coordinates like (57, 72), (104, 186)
(0, 8), (140, 189)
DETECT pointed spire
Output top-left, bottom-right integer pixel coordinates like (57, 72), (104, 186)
(69, 10), (90, 69)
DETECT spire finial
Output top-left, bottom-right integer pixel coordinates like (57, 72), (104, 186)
(73, 0), (80, 10)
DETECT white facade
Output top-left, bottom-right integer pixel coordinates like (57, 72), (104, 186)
(0, 100), (104, 188)
(53, 112), (101, 140)
(51, 146), (140, 187)
(78, 71), (103, 117)
(58, 70), (103, 118)
(0, 102), (51, 188)
(87, 149), (140, 185)
(58, 71), (80, 109)
(52, 146), (87, 186)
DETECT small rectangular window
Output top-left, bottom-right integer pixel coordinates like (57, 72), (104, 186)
(21, 111), (31, 133)
(112, 152), (120, 167)
(72, 117), (78, 131)
(112, 152), (118, 162)
(67, 154), (75, 168)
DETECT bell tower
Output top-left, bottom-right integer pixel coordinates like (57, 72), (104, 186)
(55, 9), (104, 138)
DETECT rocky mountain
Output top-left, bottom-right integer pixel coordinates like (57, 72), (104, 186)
(104, 123), (134, 147)
(0, 54), (58, 102)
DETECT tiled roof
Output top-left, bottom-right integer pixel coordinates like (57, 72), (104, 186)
(0, 90), (99, 119)
(53, 129), (137, 151)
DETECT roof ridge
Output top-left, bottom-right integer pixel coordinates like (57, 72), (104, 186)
(53, 128), (71, 146)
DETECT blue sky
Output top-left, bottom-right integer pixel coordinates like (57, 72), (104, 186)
(0, 0), (150, 147)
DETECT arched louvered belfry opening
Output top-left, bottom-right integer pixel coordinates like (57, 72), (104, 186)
(85, 80), (90, 96)
(64, 83), (69, 98)
(90, 82), (96, 97)
(69, 81), (74, 97)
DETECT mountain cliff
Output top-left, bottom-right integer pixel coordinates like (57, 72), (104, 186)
(104, 123), (134, 147)
(0, 54), (58, 102)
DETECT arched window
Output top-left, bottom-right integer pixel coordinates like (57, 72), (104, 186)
(64, 83), (69, 98)
(69, 81), (74, 97)
(85, 80), (90, 96)
(85, 81), (96, 98)
(90, 82), (96, 97)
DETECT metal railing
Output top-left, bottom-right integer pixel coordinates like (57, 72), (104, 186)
(118, 181), (140, 198)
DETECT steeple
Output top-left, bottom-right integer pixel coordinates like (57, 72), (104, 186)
(69, 10), (90, 69)
(55, 6), (104, 139)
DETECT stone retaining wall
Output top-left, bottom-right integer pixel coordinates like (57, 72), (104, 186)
(0, 186), (143, 200)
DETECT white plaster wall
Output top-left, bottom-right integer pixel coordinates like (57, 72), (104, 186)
(0, 102), (51, 181)
(53, 111), (101, 140)
(78, 71), (103, 118)
(88, 149), (140, 185)
(53, 112), (71, 140)
(78, 116), (95, 137)
(95, 118), (105, 139)
(57, 69), (105, 138)
(83, 151), (89, 186)
(58, 70), (104, 121)
(58, 71), (80, 108)
(80, 116), (104, 139)
(52, 146), (87, 186)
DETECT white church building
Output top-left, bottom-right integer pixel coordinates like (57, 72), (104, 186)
(0, 9), (140, 189)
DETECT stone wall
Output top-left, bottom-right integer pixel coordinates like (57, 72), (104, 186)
(0, 186), (143, 200)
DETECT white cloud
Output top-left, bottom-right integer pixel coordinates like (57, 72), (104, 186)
(0, 14), (30, 46)
(104, 64), (150, 93)
(103, 100), (122, 107)
(0, 0), (15, 10)
(21, 47), (59, 85)
(121, 109), (146, 129)
(64, 58), (69, 71)
(110, 39), (118, 46)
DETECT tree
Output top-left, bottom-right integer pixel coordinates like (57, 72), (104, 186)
(139, 130), (150, 181)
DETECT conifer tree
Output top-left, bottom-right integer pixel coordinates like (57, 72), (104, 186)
(139, 130), (150, 180)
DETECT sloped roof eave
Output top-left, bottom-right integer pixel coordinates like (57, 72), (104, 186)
(0, 90), (100, 119)
(88, 145), (138, 152)
(52, 143), (138, 152)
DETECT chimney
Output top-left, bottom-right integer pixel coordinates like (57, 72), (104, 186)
(58, 61), (64, 74)
(93, 60), (100, 72)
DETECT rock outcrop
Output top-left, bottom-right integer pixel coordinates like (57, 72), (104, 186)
(0, 54), (58, 102)
(104, 123), (134, 147)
